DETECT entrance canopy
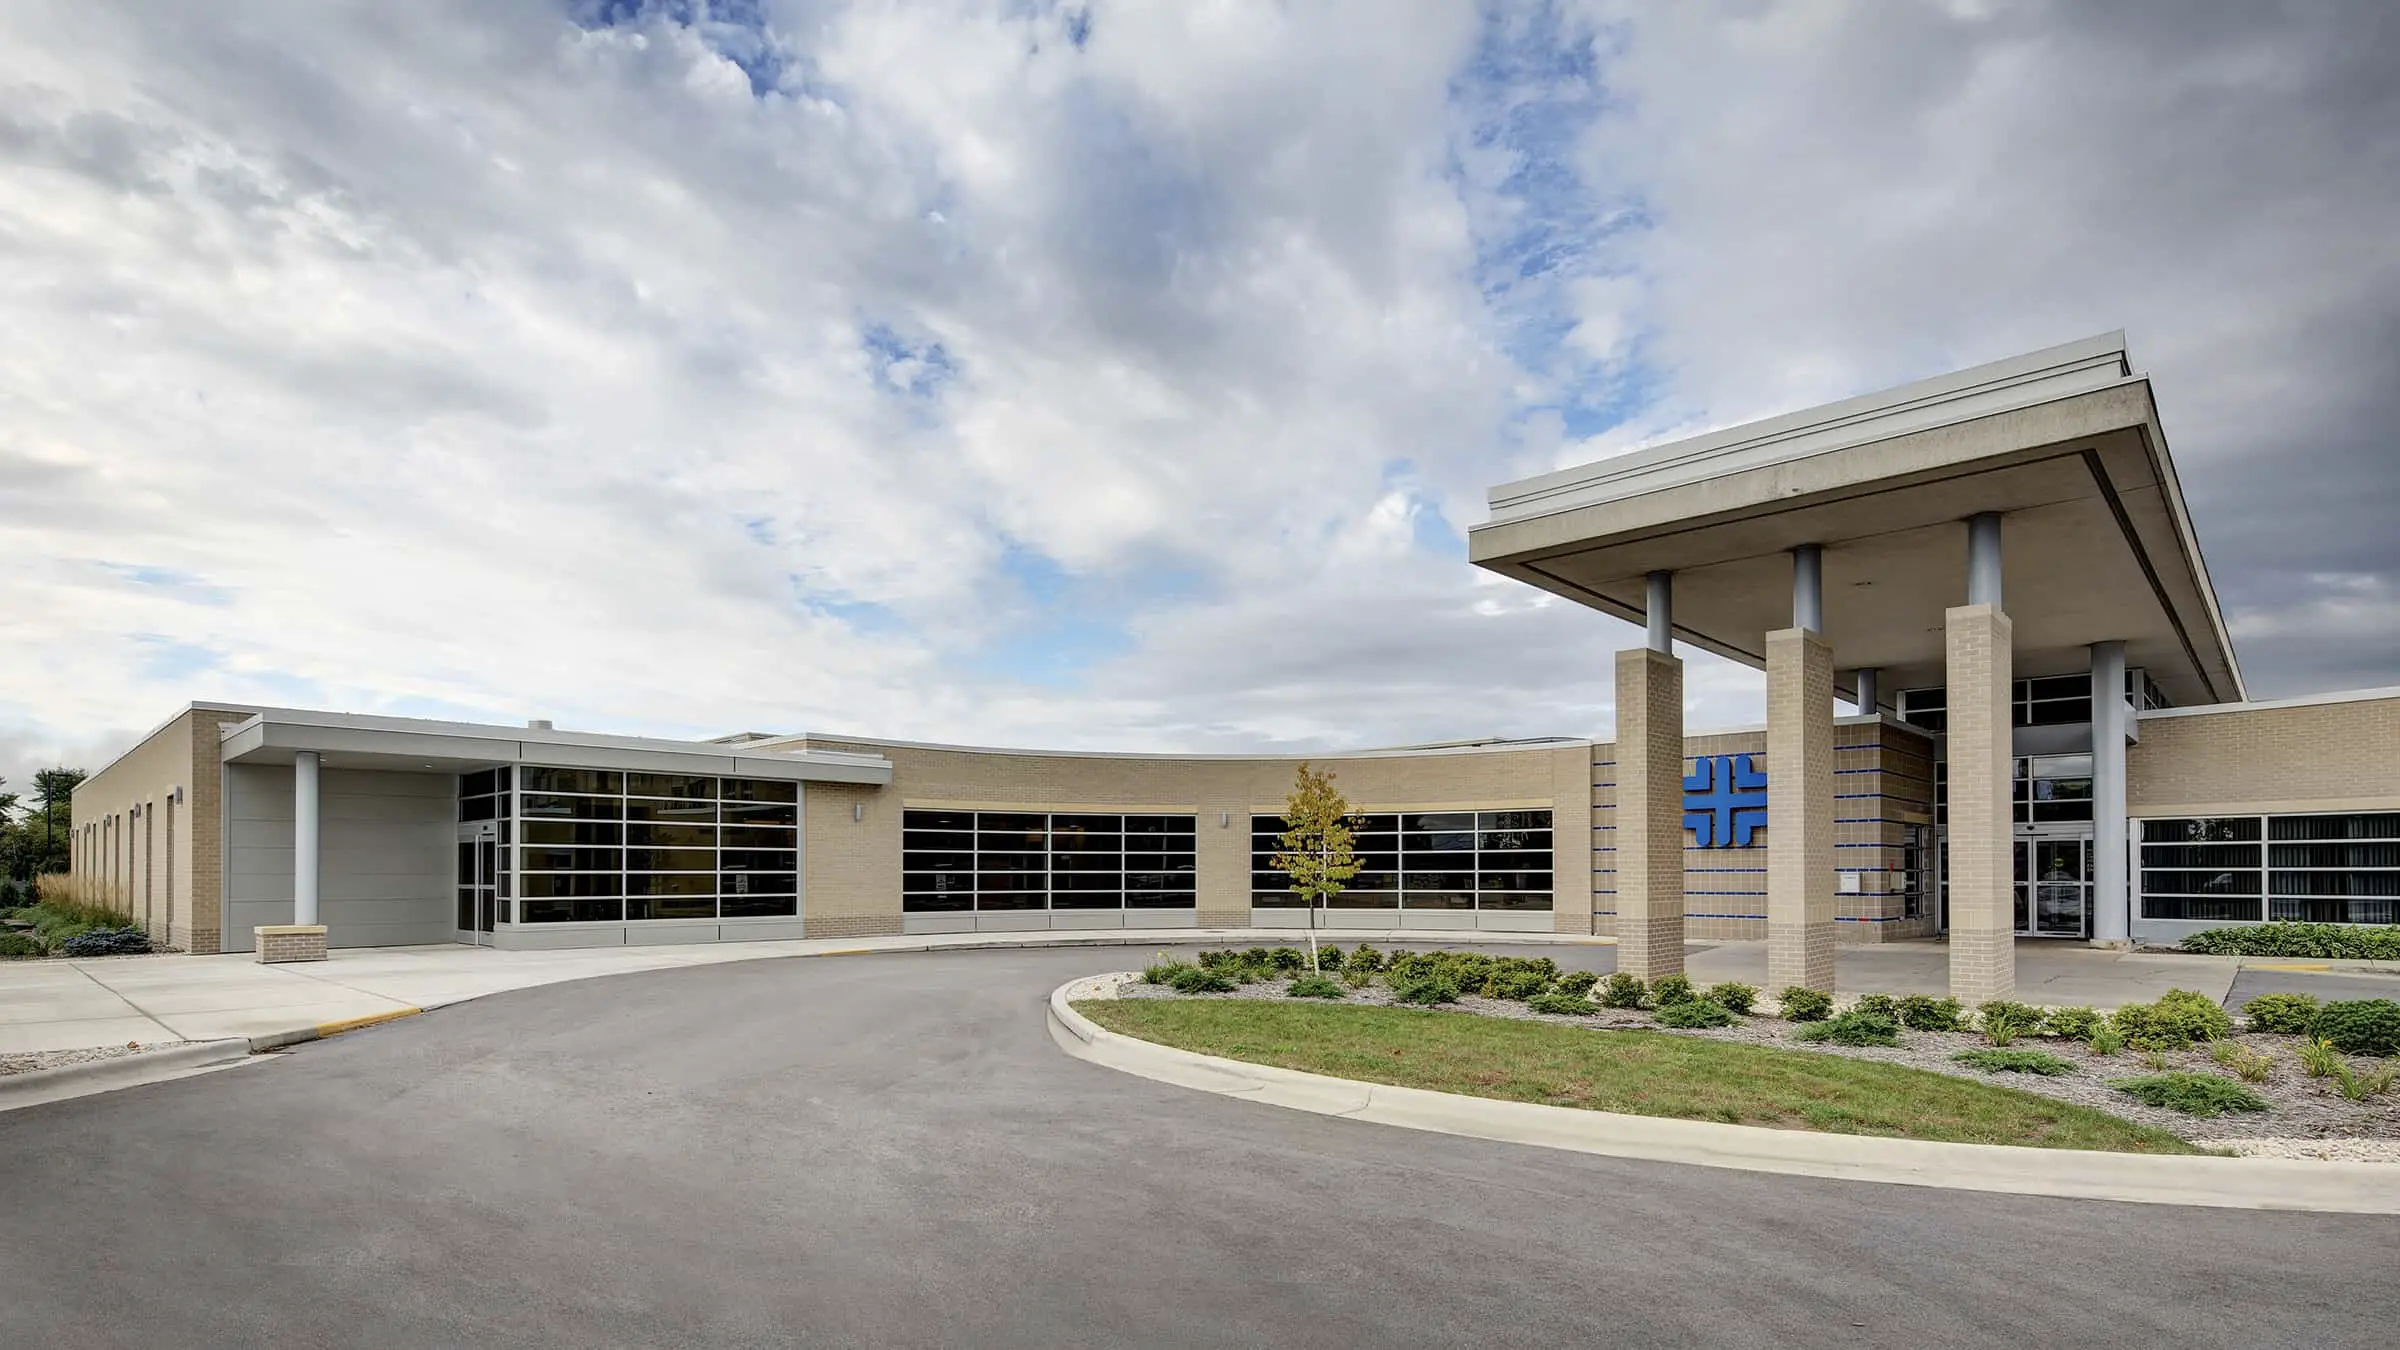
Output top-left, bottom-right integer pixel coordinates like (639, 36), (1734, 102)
(1468, 333), (2244, 708)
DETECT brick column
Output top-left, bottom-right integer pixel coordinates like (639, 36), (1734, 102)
(1614, 647), (1684, 978)
(254, 924), (327, 963)
(1766, 627), (1836, 993)
(1946, 603), (2015, 1003)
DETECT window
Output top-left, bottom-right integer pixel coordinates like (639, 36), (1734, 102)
(1933, 757), (2093, 825)
(1251, 809), (1551, 912)
(901, 810), (1197, 913)
(2140, 814), (2399, 926)
(1899, 674), (2101, 731)
(507, 768), (801, 922)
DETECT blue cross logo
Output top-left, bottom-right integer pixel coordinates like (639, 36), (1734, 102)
(1683, 753), (1768, 848)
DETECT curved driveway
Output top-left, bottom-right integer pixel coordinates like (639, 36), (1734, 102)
(1, 945), (2390, 1349)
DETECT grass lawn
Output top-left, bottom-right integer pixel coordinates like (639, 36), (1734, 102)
(1078, 999), (2197, 1154)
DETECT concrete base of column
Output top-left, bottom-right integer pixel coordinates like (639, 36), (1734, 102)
(1765, 628), (1836, 994)
(1614, 647), (1686, 979)
(1945, 603), (2015, 1004)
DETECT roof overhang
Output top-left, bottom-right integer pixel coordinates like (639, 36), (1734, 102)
(1468, 333), (2244, 707)
(216, 707), (893, 784)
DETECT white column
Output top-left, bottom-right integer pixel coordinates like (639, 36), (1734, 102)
(2090, 641), (2130, 945)
(1852, 667), (1879, 717)
(1967, 512), (2004, 606)
(294, 750), (321, 927)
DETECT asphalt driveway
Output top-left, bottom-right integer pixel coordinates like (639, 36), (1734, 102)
(0, 945), (2389, 1349)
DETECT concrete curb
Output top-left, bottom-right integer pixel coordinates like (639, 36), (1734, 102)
(0, 1039), (254, 1114)
(247, 1006), (423, 1053)
(1048, 975), (2400, 1214)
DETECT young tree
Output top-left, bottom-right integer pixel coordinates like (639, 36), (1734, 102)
(1271, 763), (1363, 972)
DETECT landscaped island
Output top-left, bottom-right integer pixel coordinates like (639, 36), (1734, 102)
(1073, 946), (2400, 1157)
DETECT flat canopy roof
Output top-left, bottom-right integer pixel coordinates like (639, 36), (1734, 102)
(214, 705), (893, 784)
(1468, 334), (2245, 708)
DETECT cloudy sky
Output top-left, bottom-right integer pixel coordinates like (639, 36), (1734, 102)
(2, 0), (2394, 786)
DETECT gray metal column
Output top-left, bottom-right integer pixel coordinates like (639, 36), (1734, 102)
(1852, 667), (1880, 716)
(1645, 571), (1673, 653)
(2090, 641), (2130, 945)
(293, 750), (321, 927)
(1792, 544), (1823, 633)
(1967, 513), (2004, 606)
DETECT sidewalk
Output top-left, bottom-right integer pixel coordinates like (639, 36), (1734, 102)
(0, 928), (2381, 1058)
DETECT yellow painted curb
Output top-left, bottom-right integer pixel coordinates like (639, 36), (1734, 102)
(2248, 963), (2331, 972)
(819, 947), (876, 957)
(314, 1008), (422, 1038)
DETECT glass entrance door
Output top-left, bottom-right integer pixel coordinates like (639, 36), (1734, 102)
(456, 821), (498, 945)
(2014, 837), (2091, 937)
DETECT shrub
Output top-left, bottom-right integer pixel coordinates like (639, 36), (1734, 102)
(2329, 1061), (2398, 1101)
(2139, 1048), (2175, 1071)
(1346, 944), (1386, 975)
(2111, 989), (2231, 1050)
(1481, 967), (1554, 1001)
(1853, 994), (1900, 1021)
(1598, 973), (1648, 1009)
(1343, 966), (1376, 989)
(1141, 956), (1195, 985)
(1778, 987), (1834, 1023)
(1390, 974), (1461, 1006)
(1239, 947), (1273, 968)
(1953, 1048), (2076, 1076)
(1168, 966), (1238, 994)
(1976, 1001), (2045, 1046)
(1527, 990), (1596, 1016)
(2180, 921), (2400, 961)
(1650, 974), (1698, 1008)
(59, 927), (151, 957)
(1286, 975), (1346, 999)
(2087, 1023), (2126, 1056)
(1656, 999), (1737, 1029)
(1197, 950), (1241, 972)
(2312, 999), (2400, 1057)
(1794, 1008), (1900, 1047)
(1555, 970), (1600, 999)
(1266, 947), (1308, 972)
(2239, 992), (2321, 1036)
(0, 931), (39, 958)
(2206, 1039), (2245, 1067)
(2112, 1072), (2268, 1118)
(2041, 1006), (2103, 1041)
(1896, 994), (1966, 1033)
(1703, 982), (1758, 1016)
(2298, 1037), (2342, 1077)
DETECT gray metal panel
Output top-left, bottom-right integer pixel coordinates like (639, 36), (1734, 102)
(1126, 910), (1200, 929)
(222, 763), (452, 952)
(720, 918), (810, 942)
(1397, 910), (1478, 930)
(973, 912), (1055, 933)
(1045, 911), (1127, 930)
(1474, 911), (1557, 932)
(623, 922), (722, 946)
(492, 926), (626, 950)
(902, 914), (977, 935)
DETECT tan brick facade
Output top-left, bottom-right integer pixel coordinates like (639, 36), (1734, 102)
(2130, 693), (2400, 816)
(1765, 628), (1835, 993)
(69, 707), (240, 953)
(1945, 605), (2014, 1003)
(1611, 648), (1685, 977)
(801, 737), (1589, 936)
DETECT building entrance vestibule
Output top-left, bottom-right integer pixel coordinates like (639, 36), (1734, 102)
(2014, 833), (2091, 938)
(456, 820), (499, 945)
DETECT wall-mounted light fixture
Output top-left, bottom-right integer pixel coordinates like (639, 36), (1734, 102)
(853, 802), (865, 823)
(1220, 811), (1230, 828)
(171, 785), (185, 805)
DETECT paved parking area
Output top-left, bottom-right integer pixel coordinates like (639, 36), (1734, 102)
(0, 945), (2390, 1350)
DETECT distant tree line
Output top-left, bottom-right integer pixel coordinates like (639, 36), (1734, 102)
(1, 768), (85, 889)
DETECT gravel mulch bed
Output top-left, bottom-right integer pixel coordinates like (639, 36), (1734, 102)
(0, 1041), (184, 1078)
(1112, 975), (2400, 1146)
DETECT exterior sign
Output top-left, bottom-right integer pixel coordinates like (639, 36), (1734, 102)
(1683, 753), (1767, 848)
